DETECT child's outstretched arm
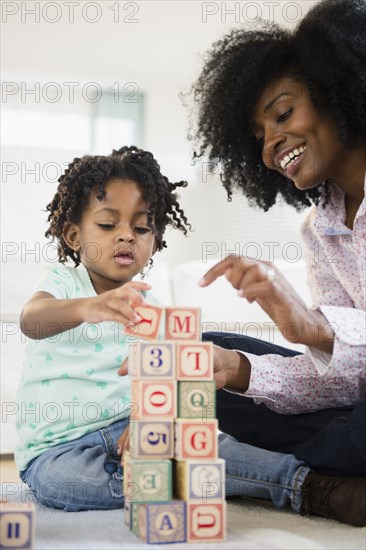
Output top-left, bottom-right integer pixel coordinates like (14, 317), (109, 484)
(20, 281), (151, 340)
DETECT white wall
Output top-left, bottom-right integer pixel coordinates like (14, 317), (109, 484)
(1, 0), (317, 267)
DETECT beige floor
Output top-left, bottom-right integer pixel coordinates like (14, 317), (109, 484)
(0, 455), (20, 483)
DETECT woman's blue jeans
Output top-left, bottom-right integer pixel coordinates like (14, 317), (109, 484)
(219, 433), (309, 512)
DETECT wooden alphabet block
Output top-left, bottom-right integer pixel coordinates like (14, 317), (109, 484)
(123, 450), (135, 504)
(175, 458), (225, 501)
(0, 502), (35, 549)
(123, 452), (172, 502)
(130, 419), (174, 459)
(123, 501), (141, 535)
(130, 381), (177, 419)
(165, 307), (201, 340)
(128, 502), (140, 536)
(175, 419), (218, 460)
(176, 342), (214, 381)
(178, 381), (216, 419)
(125, 304), (163, 341)
(187, 502), (226, 542)
(136, 501), (186, 544)
(124, 500), (131, 527)
(128, 341), (175, 379)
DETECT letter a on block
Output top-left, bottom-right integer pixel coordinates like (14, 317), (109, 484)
(125, 304), (163, 341)
(144, 501), (186, 544)
(165, 307), (201, 340)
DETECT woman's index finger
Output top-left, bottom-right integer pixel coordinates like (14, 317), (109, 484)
(198, 255), (237, 286)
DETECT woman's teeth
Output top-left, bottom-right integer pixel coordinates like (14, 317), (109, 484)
(280, 145), (306, 170)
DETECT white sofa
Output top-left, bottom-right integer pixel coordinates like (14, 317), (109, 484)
(1, 256), (310, 454)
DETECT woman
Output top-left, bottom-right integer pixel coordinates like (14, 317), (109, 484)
(191, 0), (366, 526)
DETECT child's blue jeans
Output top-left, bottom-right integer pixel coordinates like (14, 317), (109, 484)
(20, 415), (310, 512)
(20, 417), (129, 511)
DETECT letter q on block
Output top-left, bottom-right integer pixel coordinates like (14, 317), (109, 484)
(177, 342), (213, 380)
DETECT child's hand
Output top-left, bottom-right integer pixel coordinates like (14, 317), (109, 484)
(83, 281), (151, 325)
(118, 358), (129, 376)
(117, 425), (130, 463)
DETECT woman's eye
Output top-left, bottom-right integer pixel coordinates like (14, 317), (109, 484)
(277, 109), (292, 123)
(135, 227), (151, 234)
(98, 224), (114, 230)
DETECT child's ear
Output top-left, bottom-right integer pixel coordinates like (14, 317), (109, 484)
(62, 222), (81, 251)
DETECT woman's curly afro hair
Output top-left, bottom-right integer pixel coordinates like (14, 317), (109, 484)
(45, 145), (191, 266)
(190, 0), (366, 211)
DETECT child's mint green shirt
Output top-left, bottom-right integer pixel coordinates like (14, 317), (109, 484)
(15, 263), (160, 472)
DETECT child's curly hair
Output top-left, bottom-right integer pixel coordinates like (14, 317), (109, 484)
(189, 0), (366, 211)
(45, 145), (191, 266)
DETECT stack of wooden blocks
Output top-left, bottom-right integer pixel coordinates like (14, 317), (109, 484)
(123, 305), (226, 544)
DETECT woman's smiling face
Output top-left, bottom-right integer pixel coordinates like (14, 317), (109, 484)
(252, 77), (346, 190)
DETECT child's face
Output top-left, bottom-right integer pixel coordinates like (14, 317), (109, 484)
(66, 179), (156, 294)
(252, 76), (346, 190)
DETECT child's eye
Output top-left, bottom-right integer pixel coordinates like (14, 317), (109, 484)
(135, 226), (151, 234)
(277, 109), (292, 123)
(98, 224), (115, 230)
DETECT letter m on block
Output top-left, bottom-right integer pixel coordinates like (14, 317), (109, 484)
(165, 308), (201, 340)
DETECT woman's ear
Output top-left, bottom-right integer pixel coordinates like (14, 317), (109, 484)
(62, 222), (81, 251)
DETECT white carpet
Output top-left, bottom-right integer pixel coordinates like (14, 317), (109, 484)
(1, 484), (365, 549)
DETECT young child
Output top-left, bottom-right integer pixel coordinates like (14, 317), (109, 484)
(190, 0), (366, 526)
(15, 145), (190, 511)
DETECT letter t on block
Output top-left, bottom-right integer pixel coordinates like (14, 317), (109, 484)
(165, 307), (201, 340)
